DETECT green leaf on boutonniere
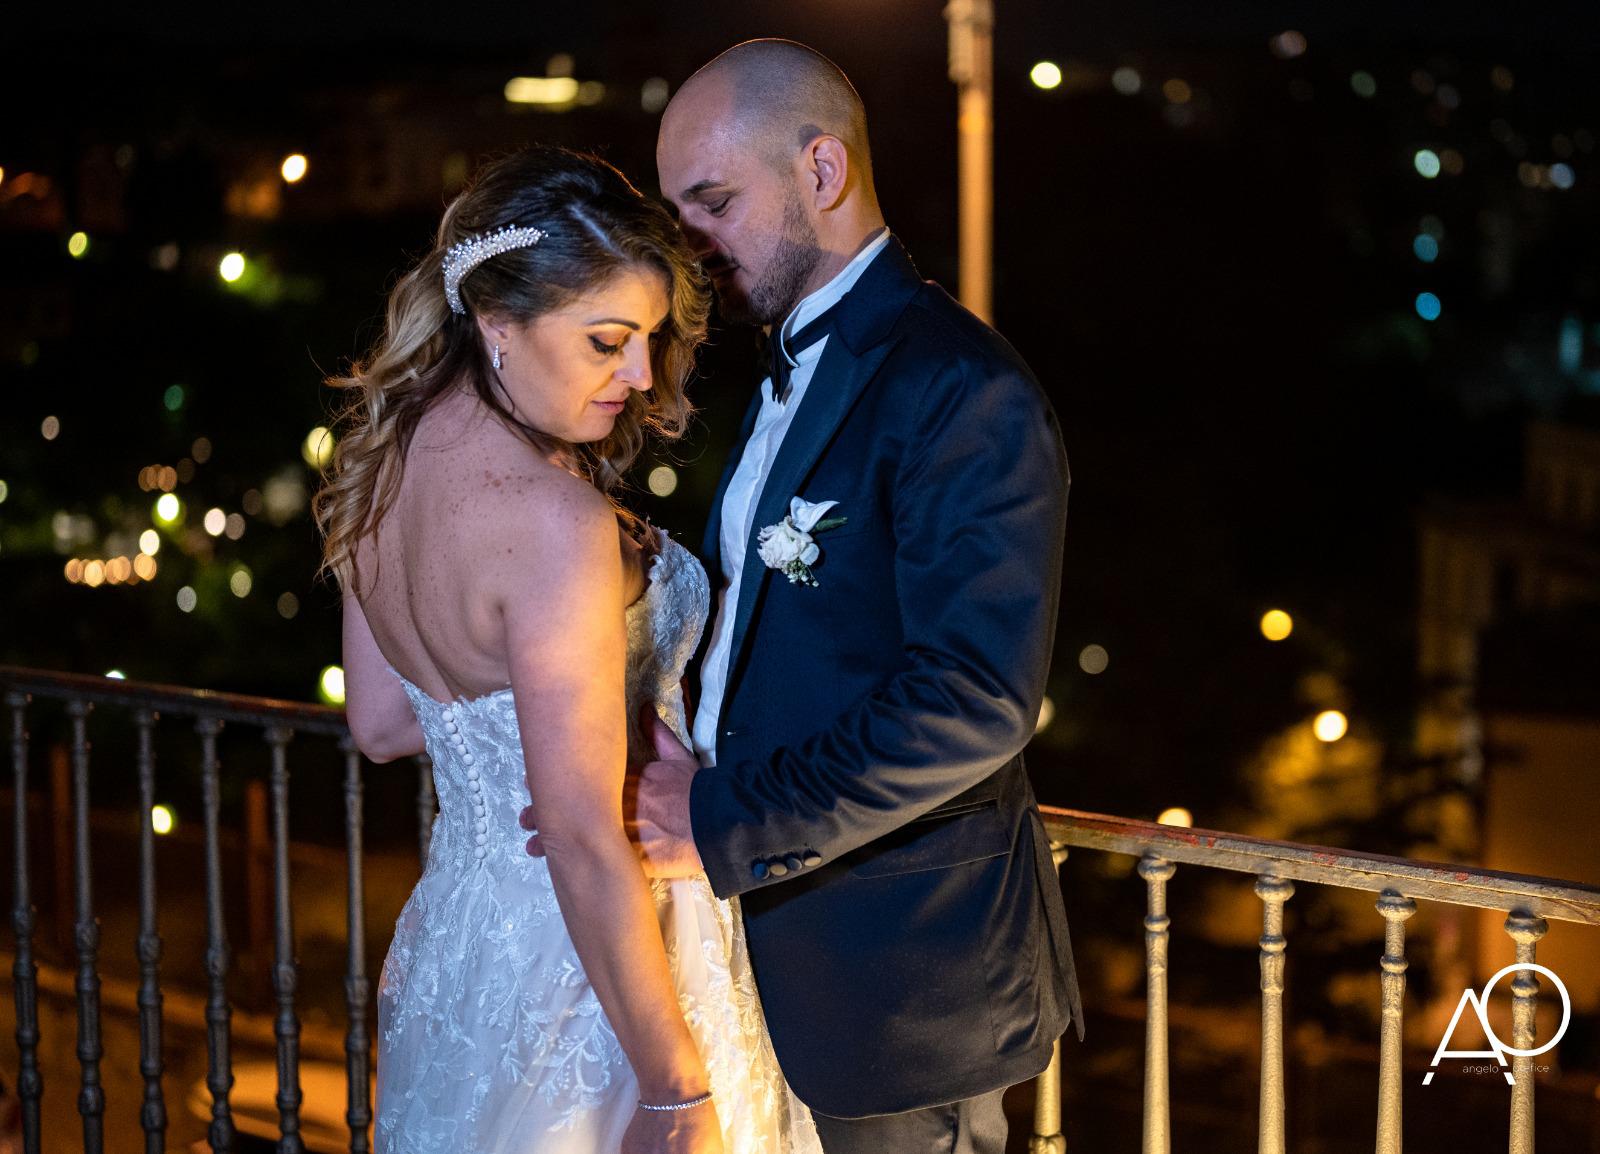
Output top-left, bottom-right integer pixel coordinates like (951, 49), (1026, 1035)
(813, 516), (849, 532)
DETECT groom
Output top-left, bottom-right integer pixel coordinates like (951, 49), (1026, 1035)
(646, 40), (1080, 1153)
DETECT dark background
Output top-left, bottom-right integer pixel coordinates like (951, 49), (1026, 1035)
(5, 2), (1600, 1150)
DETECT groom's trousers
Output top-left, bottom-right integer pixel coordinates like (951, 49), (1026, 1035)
(810, 1087), (1008, 1154)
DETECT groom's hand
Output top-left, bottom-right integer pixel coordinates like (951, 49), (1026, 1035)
(520, 708), (704, 878)
(626, 712), (705, 879)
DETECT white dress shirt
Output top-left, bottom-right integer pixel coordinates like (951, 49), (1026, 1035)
(691, 229), (893, 767)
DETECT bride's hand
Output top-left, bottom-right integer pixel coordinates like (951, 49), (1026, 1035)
(621, 1099), (723, 1154)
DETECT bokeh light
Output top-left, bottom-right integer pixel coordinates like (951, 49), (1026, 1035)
(154, 494), (182, 524)
(1035, 695), (1056, 733)
(319, 665), (347, 706)
(203, 507), (227, 536)
(1078, 644), (1109, 674)
(164, 384), (186, 412)
(1030, 62), (1063, 90)
(1314, 710), (1349, 742)
(647, 465), (679, 497)
(1260, 610), (1294, 641)
(277, 592), (301, 619)
(1413, 234), (1440, 262)
(302, 426), (335, 469)
(1413, 149), (1442, 179)
(230, 566), (254, 598)
(1415, 292), (1442, 321)
(177, 586), (197, 613)
(139, 530), (161, 556)
(67, 231), (90, 258)
(1269, 30), (1308, 59)
(281, 154), (309, 183)
(133, 554), (157, 581)
(1111, 67), (1142, 96)
(41, 416), (60, 441)
(1157, 807), (1194, 828)
(105, 670), (126, 680)
(150, 805), (175, 835)
(1349, 72), (1377, 99)
(219, 252), (246, 282)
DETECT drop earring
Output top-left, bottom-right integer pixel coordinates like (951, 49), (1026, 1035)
(492, 343), (502, 370)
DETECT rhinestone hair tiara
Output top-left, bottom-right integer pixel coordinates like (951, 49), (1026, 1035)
(442, 225), (548, 315)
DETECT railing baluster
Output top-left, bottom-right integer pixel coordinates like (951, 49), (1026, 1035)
(9, 690), (42, 1154)
(198, 716), (235, 1153)
(415, 753), (435, 871)
(1139, 854), (1176, 1154)
(342, 737), (372, 1154)
(1505, 909), (1548, 1154)
(1030, 841), (1070, 1154)
(135, 709), (167, 1154)
(267, 727), (305, 1153)
(69, 700), (105, 1154)
(1375, 891), (1415, 1154)
(1256, 874), (1294, 1154)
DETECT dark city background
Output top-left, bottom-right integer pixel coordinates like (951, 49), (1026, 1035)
(4, 2), (1600, 1151)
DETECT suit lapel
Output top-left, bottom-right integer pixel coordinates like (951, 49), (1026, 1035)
(722, 333), (897, 687)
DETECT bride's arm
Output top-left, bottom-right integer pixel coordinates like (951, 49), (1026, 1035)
(498, 479), (713, 1120)
(342, 593), (426, 763)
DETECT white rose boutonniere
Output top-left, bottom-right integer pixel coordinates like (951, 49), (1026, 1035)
(757, 497), (848, 586)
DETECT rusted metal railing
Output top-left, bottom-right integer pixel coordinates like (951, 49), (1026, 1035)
(0, 666), (433, 1154)
(5, 665), (1599, 1154)
(1030, 808), (1600, 1154)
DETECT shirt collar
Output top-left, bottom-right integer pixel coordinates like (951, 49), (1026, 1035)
(775, 228), (892, 368)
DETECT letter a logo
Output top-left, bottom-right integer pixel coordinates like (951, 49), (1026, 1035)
(1423, 963), (1571, 1086)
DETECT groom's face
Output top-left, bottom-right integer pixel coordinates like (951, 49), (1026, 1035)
(657, 96), (819, 326)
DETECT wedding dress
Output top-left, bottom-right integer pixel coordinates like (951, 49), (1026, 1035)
(375, 532), (820, 1153)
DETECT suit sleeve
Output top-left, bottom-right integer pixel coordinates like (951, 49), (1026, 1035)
(689, 352), (1070, 897)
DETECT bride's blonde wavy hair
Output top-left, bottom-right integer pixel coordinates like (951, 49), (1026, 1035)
(314, 146), (709, 591)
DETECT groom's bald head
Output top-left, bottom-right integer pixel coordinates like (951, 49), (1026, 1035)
(663, 39), (875, 192)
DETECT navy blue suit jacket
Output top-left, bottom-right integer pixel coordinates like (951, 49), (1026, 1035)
(689, 238), (1081, 1118)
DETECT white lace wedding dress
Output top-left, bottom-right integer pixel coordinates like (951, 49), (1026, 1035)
(375, 533), (820, 1153)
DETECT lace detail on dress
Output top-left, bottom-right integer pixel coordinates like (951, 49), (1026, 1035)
(374, 532), (819, 1154)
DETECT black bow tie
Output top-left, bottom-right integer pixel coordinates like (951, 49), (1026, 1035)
(768, 306), (839, 405)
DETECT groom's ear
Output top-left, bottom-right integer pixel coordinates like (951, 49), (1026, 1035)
(805, 134), (850, 211)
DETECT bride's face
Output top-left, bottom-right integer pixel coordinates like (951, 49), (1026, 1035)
(480, 267), (670, 444)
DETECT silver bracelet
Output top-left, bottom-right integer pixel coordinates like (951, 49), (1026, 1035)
(638, 1091), (713, 1112)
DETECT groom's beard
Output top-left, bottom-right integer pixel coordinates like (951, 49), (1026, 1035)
(728, 192), (823, 328)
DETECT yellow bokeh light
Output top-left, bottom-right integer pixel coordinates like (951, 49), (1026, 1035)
(105, 670), (127, 680)
(647, 465), (679, 497)
(1163, 78), (1193, 105)
(302, 426), (335, 469)
(64, 559), (84, 584)
(107, 556), (133, 584)
(1078, 644), (1109, 674)
(68, 231), (90, 258)
(154, 493), (182, 524)
(319, 665), (347, 706)
(505, 76), (581, 105)
(150, 805), (175, 835)
(133, 554), (158, 581)
(1313, 710), (1348, 743)
(1034, 695), (1057, 733)
(139, 530), (161, 556)
(281, 154), (309, 183)
(1157, 807), (1194, 828)
(0, 479), (8, 503)
(1030, 61), (1063, 90)
(83, 560), (106, 588)
(1260, 609), (1293, 641)
(219, 252), (247, 282)
(230, 566), (254, 598)
(203, 507), (227, 536)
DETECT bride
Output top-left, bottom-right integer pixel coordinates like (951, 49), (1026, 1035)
(315, 147), (819, 1154)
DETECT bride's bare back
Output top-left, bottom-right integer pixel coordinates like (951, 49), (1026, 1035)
(350, 385), (648, 707)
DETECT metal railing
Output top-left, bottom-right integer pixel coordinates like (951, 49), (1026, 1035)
(4, 664), (1598, 1154)
(1029, 808), (1600, 1154)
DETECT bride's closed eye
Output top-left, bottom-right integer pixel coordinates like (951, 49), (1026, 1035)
(590, 334), (626, 356)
